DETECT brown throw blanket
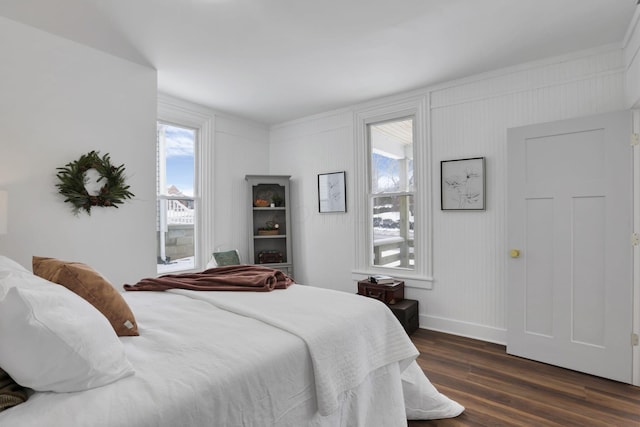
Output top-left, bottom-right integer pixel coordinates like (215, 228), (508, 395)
(124, 265), (293, 293)
(0, 368), (28, 412)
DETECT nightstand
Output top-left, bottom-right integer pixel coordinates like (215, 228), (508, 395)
(388, 299), (419, 335)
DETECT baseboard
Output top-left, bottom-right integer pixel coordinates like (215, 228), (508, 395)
(420, 314), (507, 345)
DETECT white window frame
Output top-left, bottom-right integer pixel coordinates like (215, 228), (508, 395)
(157, 93), (215, 274)
(353, 96), (433, 289)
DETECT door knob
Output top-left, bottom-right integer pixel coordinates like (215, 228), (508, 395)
(509, 249), (521, 258)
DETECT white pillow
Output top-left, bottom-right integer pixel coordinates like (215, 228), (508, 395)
(0, 261), (49, 299)
(0, 255), (32, 298)
(0, 255), (30, 285)
(0, 255), (29, 274)
(0, 275), (135, 392)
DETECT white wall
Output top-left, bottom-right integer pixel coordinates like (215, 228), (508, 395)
(0, 18), (272, 286)
(428, 48), (625, 342)
(0, 16), (158, 287)
(270, 47), (627, 344)
(213, 113), (270, 261)
(270, 111), (354, 289)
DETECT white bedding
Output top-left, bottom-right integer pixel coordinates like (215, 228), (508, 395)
(0, 284), (463, 426)
(169, 284), (419, 416)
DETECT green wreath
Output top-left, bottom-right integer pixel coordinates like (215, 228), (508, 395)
(56, 151), (134, 215)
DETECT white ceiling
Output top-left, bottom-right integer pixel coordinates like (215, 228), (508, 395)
(0, 0), (636, 124)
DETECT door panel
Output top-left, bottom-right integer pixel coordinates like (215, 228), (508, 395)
(572, 196), (605, 347)
(524, 198), (554, 337)
(507, 110), (633, 383)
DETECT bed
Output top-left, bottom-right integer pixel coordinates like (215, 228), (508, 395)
(0, 256), (463, 426)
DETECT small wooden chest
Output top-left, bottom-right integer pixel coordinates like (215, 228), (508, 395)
(389, 299), (419, 335)
(357, 280), (404, 305)
(257, 250), (283, 264)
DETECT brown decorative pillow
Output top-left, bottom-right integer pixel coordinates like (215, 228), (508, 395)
(0, 367), (28, 412)
(32, 257), (139, 336)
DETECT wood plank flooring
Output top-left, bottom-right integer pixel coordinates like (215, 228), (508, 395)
(407, 329), (640, 427)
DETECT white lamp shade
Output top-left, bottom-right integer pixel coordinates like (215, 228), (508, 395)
(0, 191), (7, 235)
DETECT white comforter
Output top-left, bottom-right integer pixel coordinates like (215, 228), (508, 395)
(0, 284), (463, 427)
(169, 284), (419, 416)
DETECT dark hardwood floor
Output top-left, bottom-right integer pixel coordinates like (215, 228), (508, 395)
(407, 329), (640, 427)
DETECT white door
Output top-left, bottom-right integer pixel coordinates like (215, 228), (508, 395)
(507, 110), (633, 383)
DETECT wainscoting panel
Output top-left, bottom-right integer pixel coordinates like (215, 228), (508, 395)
(426, 48), (625, 338)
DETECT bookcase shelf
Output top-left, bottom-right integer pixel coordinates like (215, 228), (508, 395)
(245, 175), (293, 277)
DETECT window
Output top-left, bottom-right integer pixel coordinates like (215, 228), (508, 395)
(157, 122), (197, 273)
(369, 118), (414, 268)
(354, 97), (432, 288)
(157, 93), (215, 275)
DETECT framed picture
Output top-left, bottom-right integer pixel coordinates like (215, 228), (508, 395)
(318, 171), (346, 213)
(441, 157), (485, 211)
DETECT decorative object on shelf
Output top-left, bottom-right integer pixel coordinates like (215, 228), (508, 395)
(254, 188), (275, 207)
(257, 221), (279, 235)
(271, 193), (284, 207)
(440, 157), (485, 211)
(318, 171), (346, 213)
(56, 151), (134, 215)
(258, 250), (284, 264)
